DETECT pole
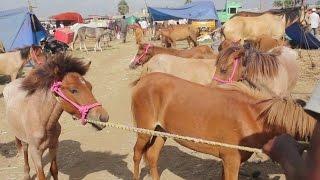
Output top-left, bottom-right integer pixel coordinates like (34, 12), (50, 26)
(259, 0), (262, 10)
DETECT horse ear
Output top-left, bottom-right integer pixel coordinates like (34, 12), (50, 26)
(234, 39), (241, 44)
(84, 61), (91, 71)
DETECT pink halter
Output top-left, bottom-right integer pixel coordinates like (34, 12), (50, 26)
(131, 44), (153, 65)
(50, 81), (101, 125)
(213, 58), (239, 84)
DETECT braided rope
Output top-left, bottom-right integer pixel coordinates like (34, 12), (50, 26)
(86, 119), (263, 153)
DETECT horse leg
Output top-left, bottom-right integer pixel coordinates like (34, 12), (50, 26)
(133, 134), (151, 180)
(16, 138), (31, 180)
(28, 145), (45, 180)
(221, 155), (241, 180)
(94, 42), (97, 52)
(49, 147), (58, 180)
(146, 136), (166, 180)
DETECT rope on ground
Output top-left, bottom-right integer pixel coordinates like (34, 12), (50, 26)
(86, 119), (263, 153)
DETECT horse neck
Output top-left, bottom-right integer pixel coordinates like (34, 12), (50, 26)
(153, 46), (178, 56)
(38, 91), (64, 131)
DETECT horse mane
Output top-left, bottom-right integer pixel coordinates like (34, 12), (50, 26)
(259, 97), (316, 139)
(18, 46), (32, 60)
(217, 46), (280, 80)
(21, 54), (89, 95)
(218, 81), (271, 100)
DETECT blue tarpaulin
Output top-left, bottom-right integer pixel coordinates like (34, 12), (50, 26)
(0, 7), (47, 51)
(286, 22), (320, 49)
(148, 1), (220, 23)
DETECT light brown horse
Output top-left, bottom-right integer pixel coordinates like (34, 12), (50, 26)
(0, 46), (46, 82)
(218, 39), (241, 51)
(219, 7), (307, 43)
(131, 72), (316, 180)
(3, 54), (109, 180)
(140, 54), (216, 85)
(244, 35), (290, 52)
(159, 25), (199, 47)
(213, 45), (298, 96)
(129, 43), (217, 69)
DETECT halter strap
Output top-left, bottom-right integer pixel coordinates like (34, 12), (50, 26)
(51, 81), (101, 125)
(213, 58), (239, 84)
(131, 44), (153, 65)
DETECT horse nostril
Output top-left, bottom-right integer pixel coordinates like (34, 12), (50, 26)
(99, 114), (109, 122)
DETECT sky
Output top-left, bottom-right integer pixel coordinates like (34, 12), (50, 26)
(0, 0), (315, 18)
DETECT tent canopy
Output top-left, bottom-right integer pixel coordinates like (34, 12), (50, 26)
(0, 7), (47, 51)
(286, 22), (320, 49)
(148, 1), (220, 22)
(51, 12), (84, 23)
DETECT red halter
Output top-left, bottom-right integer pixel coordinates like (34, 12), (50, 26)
(213, 58), (239, 84)
(51, 81), (101, 125)
(131, 44), (153, 65)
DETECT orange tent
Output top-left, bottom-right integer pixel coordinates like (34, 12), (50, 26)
(51, 12), (84, 24)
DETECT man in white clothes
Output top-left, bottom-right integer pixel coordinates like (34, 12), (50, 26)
(310, 8), (320, 35)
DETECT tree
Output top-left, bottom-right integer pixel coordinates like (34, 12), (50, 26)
(185, 0), (192, 4)
(273, 0), (302, 8)
(118, 0), (129, 15)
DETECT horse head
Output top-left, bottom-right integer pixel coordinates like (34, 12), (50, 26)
(129, 43), (154, 69)
(213, 45), (246, 84)
(21, 54), (109, 130)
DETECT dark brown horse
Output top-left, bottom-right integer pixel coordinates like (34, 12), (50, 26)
(213, 45), (298, 96)
(129, 43), (217, 69)
(3, 54), (109, 180)
(131, 72), (316, 180)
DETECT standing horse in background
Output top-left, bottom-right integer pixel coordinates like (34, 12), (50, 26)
(159, 25), (199, 48)
(72, 27), (112, 52)
(213, 45), (299, 96)
(217, 7), (306, 43)
(0, 45), (46, 82)
(3, 54), (109, 180)
(129, 43), (217, 69)
(131, 73), (316, 180)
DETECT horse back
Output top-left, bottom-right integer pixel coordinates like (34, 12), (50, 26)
(0, 52), (24, 74)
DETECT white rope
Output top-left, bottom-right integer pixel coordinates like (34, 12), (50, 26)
(86, 119), (263, 153)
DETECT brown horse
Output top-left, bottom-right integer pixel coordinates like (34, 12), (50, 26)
(219, 7), (307, 43)
(159, 25), (199, 48)
(131, 72), (316, 180)
(129, 43), (217, 69)
(140, 54), (216, 85)
(0, 45), (46, 82)
(213, 45), (298, 96)
(3, 54), (109, 180)
(244, 35), (290, 52)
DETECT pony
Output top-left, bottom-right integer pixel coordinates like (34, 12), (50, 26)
(131, 72), (317, 180)
(0, 45), (46, 82)
(129, 43), (217, 69)
(159, 25), (199, 48)
(3, 54), (109, 180)
(217, 7), (307, 43)
(213, 45), (299, 96)
(72, 27), (112, 52)
(140, 54), (216, 85)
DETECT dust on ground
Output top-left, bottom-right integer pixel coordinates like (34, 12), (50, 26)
(0, 35), (319, 180)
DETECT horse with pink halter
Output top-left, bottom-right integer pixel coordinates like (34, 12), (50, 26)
(3, 54), (108, 180)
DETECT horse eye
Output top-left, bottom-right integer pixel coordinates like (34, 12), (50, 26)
(69, 88), (78, 94)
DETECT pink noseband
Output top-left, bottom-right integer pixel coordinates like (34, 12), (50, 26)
(51, 81), (101, 125)
(213, 58), (239, 84)
(131, 44), (153, 65)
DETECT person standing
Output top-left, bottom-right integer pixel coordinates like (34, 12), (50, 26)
(120, 15), (128, 43)
(310, 8), (320, 36)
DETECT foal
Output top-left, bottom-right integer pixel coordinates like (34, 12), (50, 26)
(3, 54), (109, 180)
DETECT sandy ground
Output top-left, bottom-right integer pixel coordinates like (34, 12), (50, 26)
(0, 34), (319, 180)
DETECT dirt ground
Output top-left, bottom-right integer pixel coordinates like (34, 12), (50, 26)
(0, 34), (320, 180)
